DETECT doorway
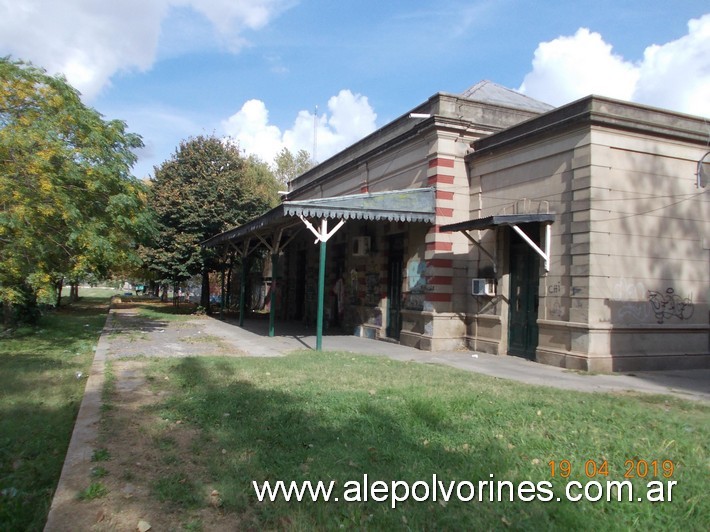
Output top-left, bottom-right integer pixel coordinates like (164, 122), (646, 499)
(507, 226), (541, 359)
(294, 250), (306, 320)
(386, 235), (404, 340)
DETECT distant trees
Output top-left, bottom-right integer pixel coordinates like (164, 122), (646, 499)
(0, 57), (304, 327)
(140, 135), (280, 310)
(273, 147), (313, 185)
(0, 58), (149, 326)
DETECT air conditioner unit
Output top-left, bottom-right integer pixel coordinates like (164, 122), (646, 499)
(352, 236), (371, 257)
(472, 278), (496, 296)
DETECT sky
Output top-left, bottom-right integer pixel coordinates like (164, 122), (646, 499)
(1, 1), (708, 180)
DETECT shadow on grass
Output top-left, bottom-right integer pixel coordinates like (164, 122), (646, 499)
(0, 300), (107, 531)
(0, 354), (86, 397)
(112, 300), (198, 317)
(0, 402), (82, 531)
(108, 312), (172, 335)
(143, 303), (199, 317)
(151, 357), (586, 530)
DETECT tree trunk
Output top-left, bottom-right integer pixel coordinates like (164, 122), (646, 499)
(70, 282), (79, 302)
(2, 300), (13, 329)
(55, 278), (64, 308)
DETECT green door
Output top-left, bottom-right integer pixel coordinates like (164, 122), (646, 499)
(508, 229), (540, 359)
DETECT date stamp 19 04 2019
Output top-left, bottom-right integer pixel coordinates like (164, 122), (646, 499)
(548, 459), (675, 479)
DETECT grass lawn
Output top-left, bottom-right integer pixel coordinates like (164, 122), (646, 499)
(0, 293), (110, 531)
(127, 353), (710, 530)
(2, 292), (709, 530)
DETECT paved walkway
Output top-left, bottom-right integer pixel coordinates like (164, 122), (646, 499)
(209, 316), (710, 403)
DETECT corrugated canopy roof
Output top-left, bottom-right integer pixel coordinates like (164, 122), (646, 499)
(441, 213), (555, 233)
(203, 188), (436, 248)
(284, 188), (435, 221)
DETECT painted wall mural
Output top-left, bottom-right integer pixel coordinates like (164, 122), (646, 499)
(404, 258), (427, 310)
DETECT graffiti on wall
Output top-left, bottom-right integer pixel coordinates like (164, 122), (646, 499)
(548, 299), (565, 319)
(609, 278), (651, 323)
(647, 288), (694, 324)
(546, 280), (565, 319)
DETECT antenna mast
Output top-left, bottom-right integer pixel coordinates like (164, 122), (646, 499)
(313, 105), (318, 164)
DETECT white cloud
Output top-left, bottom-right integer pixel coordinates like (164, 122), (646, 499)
(0, 0), (290, 100)
(222, 90), (378, 165)
(519, 14), (710, 117)
(222, 99), (284, 162)
(633, 15), (710, 116)
(190, 0), (278, 34)
(519, 28), (638, 104)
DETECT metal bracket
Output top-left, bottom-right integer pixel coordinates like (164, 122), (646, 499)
(298, 215), (345, 243)
(511, 223), (551, 272)
(460, 230), (496, 264)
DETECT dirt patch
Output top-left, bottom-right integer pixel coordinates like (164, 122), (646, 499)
(106, 309), (236, 359)
(81, 360), (239, 531)
(46, 306), (248, 531)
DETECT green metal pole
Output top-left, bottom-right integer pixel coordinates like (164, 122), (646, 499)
(238, 257), (246, 327)
(269, 253), (278, 337)
(316, 238), (327, 351)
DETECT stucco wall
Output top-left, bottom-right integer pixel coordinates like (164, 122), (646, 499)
(583, 128), (709, 370)
(464, 108), (709, 371)
(463, 128), (589, 358)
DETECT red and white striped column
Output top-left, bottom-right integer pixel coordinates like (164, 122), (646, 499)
(424, 157), (457, 309)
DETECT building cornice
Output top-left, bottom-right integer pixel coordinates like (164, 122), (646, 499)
(469, 95), (710, 159)
(289, 92), (545, 199)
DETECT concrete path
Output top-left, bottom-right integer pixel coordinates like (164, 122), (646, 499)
(215, 317), (710, 403)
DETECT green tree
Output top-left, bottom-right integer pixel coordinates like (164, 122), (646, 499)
(273, 147), (312, 185)
(141, 136), (279, 310)
(0, 57), (149, 325)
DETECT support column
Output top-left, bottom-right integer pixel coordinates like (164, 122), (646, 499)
(297, 215), (345, 351)
(239, 256), (247, 327)
(316, 235), (327, 351)
(425, 157), (458, 310)
(220, 265), (226, 317)
(269, 252), (278, 337)
(255, 229), (284, 337)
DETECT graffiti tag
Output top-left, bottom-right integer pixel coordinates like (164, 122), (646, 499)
(611, 278), (650, 322)
(647, 288), (694, 324)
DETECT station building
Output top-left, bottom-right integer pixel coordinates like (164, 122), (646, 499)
(205, 81), (709, 372)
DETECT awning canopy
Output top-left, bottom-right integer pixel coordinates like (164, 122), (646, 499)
(202, 187), (436, 350)
(203, 187), (436, 248)
(441, 213), (555, 272)
(440, 213), (555, 233)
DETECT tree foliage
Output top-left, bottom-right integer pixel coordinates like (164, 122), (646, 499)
(140, 136), (280, 306)
(0, 57), (149, 325)
(273, 147), (312, 185)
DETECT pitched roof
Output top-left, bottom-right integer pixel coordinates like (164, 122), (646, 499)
(461, 80), (554, 113)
